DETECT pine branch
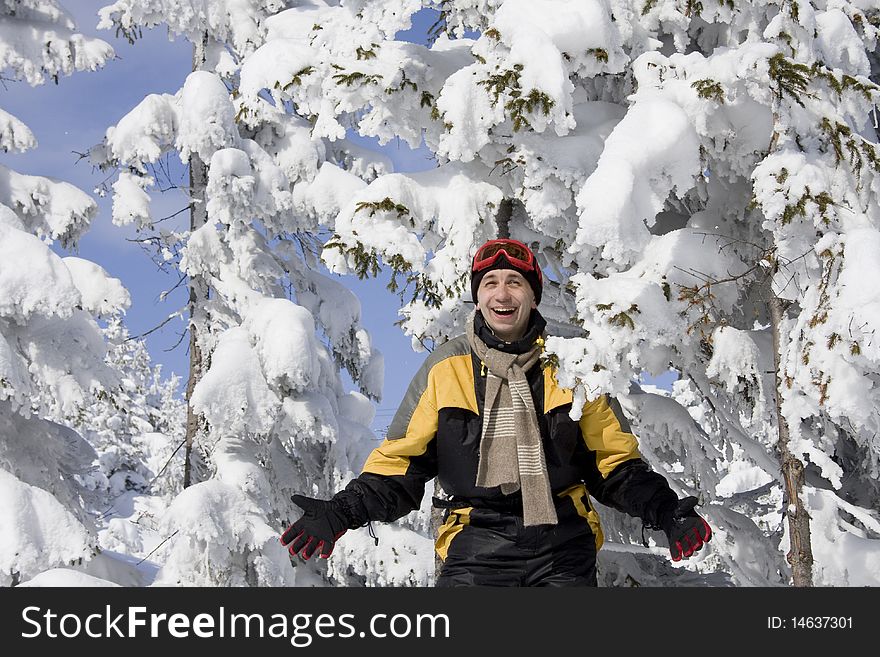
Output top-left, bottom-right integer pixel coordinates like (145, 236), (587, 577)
(125, 311), (185, 342)
(136, 530), (179, 566)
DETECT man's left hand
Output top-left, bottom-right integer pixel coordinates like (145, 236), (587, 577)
(662, 496), (712, 562)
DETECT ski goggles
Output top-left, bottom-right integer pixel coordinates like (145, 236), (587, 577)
(471, 239), (542, 285)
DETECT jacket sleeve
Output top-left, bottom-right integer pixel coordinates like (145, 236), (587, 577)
(336, 355), (441, 524)
(579, 394), (677, 527)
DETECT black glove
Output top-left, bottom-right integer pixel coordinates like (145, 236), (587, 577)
(661, 496), (712, 562)
(280, 494), (349, 560)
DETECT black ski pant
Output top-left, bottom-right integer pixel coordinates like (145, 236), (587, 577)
(435, 504), (598, 587)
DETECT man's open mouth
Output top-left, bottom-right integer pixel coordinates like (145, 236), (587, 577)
(492, 307), (516, 316)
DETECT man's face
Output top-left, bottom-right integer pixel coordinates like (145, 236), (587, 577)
(476, 269), (537, 342)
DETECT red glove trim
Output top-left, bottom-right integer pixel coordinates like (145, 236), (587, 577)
(701, 519), (712, 542)
(672, 541), (683, 562)
(299, 536), (316, 560)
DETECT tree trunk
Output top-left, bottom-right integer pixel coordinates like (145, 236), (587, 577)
(183, 33), (209, 489)
(496, 198), (513, 238)
(431, 479), (443, 584)
(183, 275), (206, 489)
(769, 296), (814, 586)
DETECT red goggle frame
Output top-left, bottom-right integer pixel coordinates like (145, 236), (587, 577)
(472, 239), (542, 286)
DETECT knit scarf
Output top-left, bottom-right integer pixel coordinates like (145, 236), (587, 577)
(466, 313), (557, 526)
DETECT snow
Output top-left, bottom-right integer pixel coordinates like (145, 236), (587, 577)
(239, 38), (320, 104)
(0, 108), (37, 153)
(572, 97), (701, 265)
(435, 62), (506, 162)
(492, 0), (624, 129)
(176, 71), (239, 162)
(151, 479), (296, 587)
(0, 163), (97, 243)
(190, 326), (280, 437)
(0, 467), (95, 587)
(294, 163), (367, 228)
(98, 0), (269, 57)
(255, 117), (325, 187)
(714, 459), (774, 499)
(815, 9), (872, 76)
(0, 222), (81, 321)
(18, 569), (121, 587)
(0, 11), (114, 86)
(799, 487), (880, 586)
(327, 522), (434, 587)
(243, 298), (322, 394)
(706, 326), (766, 424)
(63, 257), (132, 318)
(110, 171), (153, 228)
(104, 93), (179, 172)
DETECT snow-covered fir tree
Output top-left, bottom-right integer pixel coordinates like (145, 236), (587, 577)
(77, 316), (186, 502)
(93, 0), (433, 586)
(0, 0), (118, 585)
(230, 0), (880, 586)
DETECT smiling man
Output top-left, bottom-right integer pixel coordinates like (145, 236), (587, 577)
(471, 254), (539, 343)
(281, 238), (712, 586)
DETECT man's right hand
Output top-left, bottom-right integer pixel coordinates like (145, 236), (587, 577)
(280, 494), (349, 560)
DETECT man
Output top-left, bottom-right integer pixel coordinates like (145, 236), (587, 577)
(281, 238), (712, 586)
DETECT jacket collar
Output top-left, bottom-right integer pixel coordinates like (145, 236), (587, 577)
(473, 309), (546, 354)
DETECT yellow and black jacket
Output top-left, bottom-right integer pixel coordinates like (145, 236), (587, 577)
(337, 312), (677, 553)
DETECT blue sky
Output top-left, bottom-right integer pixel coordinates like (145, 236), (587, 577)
(3, 2), (439, 432)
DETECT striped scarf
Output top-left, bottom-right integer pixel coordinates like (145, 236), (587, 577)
(466, 316), (557, 526)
